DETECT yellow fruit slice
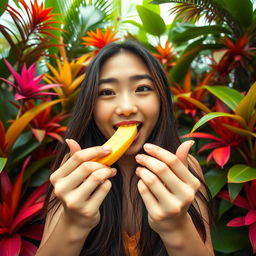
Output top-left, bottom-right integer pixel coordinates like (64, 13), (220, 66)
(93, 125), (138, 165)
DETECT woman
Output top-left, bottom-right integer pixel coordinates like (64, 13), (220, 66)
(36, 40), (214, 256)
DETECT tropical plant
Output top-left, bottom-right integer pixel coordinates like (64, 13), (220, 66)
(0, 0), (256, 255)
(151, 0), (256, 90)
(0, 157), (47, 256)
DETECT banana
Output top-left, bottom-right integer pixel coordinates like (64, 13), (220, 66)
(93, 125), (138, 165)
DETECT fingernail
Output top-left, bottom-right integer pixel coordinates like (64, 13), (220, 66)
(65, 139), (70, 145)
(111, 168), (117, 174)
(136, 154), (143, 160)
(102, 145), (112, 152)
(190, 140), (195, 146)
(144, 143), (153, 150)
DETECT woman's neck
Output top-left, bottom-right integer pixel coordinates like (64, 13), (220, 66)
(117, 154), (137, 181)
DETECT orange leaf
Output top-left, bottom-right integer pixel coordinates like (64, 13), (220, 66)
(5, 99), (63, 152)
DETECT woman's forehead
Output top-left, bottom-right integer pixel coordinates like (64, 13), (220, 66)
(99, 52), (150, 78)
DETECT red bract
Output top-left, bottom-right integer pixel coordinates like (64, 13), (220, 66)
(183, 101), (244, 167)
(0, 157), (47, 256)
(209, 34), (256, 83)
(219, 180), (256, 253)
(13, 0), (58, 38)
(153, 41), (176, 68)
(28, 102), (69, 142)
(171, 70), (209, 117)
(0, 59), (61, 100)
(81, 28), (120, 55)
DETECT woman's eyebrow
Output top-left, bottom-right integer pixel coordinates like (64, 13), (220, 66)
(130, 74), (153, 82)
(98, 74), (153, 85)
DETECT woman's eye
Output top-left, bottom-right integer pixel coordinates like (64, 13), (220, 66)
(99, 89), (115, 96)
(136, 85), (152, 92)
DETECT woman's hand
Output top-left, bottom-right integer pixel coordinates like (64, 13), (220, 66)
(50, 139), (117, 231)
(135, 141), (201, 235)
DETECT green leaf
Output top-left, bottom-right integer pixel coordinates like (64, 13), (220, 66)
(0, 0), (8, 17)
(191, 112), (247, 133)
(236, 81), (256, 123)
(205, 169), (227, 198)
(171, 24), (231, 44)
(24, 155), (54, 182)
(228, 183), (244, 201)
(212, 218), (249, 253)
(228, 164), (256, 183)
(136, 5), (166, 36)
(221, 0), (253, 27)
(222, 124), (256, 138)
(218, 200), (233, 220)
(170, 43), (221, 83)
(142, 0), (160, 14)
(0, 157), (7, 173)
(204, 86), (243, 111)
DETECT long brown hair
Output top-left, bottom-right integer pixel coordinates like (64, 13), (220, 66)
(43, 41), (212, 255)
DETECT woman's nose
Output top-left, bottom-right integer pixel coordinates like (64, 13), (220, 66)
(115, 94), (138, 117)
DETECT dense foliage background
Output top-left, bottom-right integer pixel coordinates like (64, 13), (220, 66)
(0, 0), (255, 255)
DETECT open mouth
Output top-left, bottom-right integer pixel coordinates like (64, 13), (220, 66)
(113, 123), (143, 132)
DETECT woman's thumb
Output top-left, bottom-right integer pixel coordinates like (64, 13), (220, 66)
(176, 140), (195, 167)
(65, 139), (81, 156)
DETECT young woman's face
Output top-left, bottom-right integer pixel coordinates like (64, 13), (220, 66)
(93, 52), (160, 155)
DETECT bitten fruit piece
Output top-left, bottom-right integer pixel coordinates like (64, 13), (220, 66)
(93, 125), (137, 165)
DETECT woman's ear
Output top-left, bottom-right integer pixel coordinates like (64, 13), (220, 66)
(175, 140), (195, 167)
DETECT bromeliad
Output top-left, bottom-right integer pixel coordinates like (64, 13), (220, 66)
(0, 157), (47, 256)
(81, 28), (120, 55)
(0, 59), (61, 101)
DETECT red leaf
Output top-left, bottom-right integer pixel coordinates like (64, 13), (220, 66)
(249, 222), (256, 253)
(0, 227), (9, 234)
(245, 210), (256, 225)
(227, 216), (245, 227)
(212, 145), (230, 168)
(20, 240), (38, 256)
(181, 132), (225, 142)
(198, 142), (222, 153)
(0, 234), (21, 256)
(219, 191), (250, 209)
(10, 157), (30, 216)
(0, 171), (12, 204)
(18, 182), (47, 213)
(11, 203), (43, 233)
(21, 224), (44, 240)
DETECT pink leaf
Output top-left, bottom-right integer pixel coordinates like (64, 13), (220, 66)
(245, 210), (256, 225)
(227, 216), (245, 227)
(20, 240), (38, 256)
(249, 222), (256, 253)
(0, 234), (21, 256)
(212, 145), (230, 168)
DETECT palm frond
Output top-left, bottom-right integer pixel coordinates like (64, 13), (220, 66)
(59, 0), (113, 58)
(167, 0), (241, 35)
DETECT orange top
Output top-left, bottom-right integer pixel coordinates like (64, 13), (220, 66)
(123, 232), (140, 256)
